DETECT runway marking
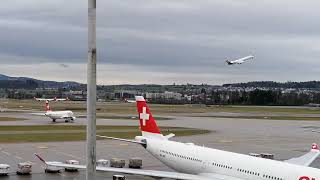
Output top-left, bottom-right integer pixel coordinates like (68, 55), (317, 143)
(119, 143), (128, 146)
(219, 140), (233, 143)
(2, 151), (11, 156)
(51, 149), (85, 161)
(26, 161), (36, 165)
(58, 172), (66, 177)
(14, 156), (23, 160)
(37, 146), (49, 149)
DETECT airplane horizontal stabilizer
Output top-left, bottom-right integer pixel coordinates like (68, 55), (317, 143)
(285, 143), (320, 166)
(97, 135), (146, 145)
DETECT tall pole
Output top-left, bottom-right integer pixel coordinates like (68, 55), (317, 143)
(87, 0), (96, 180)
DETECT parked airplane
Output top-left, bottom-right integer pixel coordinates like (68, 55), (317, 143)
(226, 55), (254, 65)
(33, 101), (75, 123)
(124, 98), (135, 103)
(35, 96), (320, 180)
(34, 97), (69, 102)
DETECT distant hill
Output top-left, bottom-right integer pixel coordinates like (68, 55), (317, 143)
(0, 74), (82, 89)
(223, 81), (320, 89)
(0, 74), (11, 80)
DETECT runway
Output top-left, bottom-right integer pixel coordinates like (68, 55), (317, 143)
(0, 109), (320, 179)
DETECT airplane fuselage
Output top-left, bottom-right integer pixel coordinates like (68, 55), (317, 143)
(44, 111), (74, 120)
(146, 138), (320, 180)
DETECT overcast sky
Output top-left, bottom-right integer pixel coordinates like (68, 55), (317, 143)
(0, 0), (319, 85)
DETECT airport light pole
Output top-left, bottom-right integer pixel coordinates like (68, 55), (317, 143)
(87, 0), (97, 179)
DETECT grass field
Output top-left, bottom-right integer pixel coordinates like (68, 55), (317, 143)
(195, 115), (320, 121)
(0, 125), (210, 143)
(0, 117), (28, 121)
(1, 99), (320, 115)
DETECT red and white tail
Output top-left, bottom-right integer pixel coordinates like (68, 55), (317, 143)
(311, 143), (319, 152)
(45, 100), (52, 112)
(136, 96), (163, 139)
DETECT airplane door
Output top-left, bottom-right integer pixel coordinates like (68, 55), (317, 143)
(202, 160), (209, 171)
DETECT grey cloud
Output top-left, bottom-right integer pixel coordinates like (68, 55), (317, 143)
(0, 0), (320, 84)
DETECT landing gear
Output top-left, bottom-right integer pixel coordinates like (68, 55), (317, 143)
(52, 119), (56, 122)
(64, 118), (74, 123)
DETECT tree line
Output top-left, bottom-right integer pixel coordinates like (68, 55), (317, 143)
(190, 89), (320, 106)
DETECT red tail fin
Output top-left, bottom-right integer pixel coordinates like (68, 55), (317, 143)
(311, 143), (319, 152)
(45, 100), (51, 112)
(136, 96), (161, 135)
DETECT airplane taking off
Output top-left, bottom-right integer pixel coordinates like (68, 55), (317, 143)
(226, 55), (254, 65)
(35, 96), (320, 180)
(33, 101), (75, 123)
(34, 97), (69, 102)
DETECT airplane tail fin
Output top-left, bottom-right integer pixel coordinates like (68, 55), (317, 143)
(135, 96), (164, 139)
(311, 143), (320, 152)
(45, 100), (52, 112)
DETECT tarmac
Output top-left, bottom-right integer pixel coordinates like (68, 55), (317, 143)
(0, 109), (320, 179)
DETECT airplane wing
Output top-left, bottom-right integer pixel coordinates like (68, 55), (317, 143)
(30, 112), (46, 116)
(61, 115), (76, 120)
(34, 98), (55, 101)
(49, 162), (213, 180)
(284, 143), (320, 166)
(34, 154), (232, 180)
(55, 98), (68, 101)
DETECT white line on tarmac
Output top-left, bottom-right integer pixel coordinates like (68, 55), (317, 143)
(58, 172), (66, 177)
(26, 161), (36, 165)
(51, 149), (85, 161)
(2, 151), (11, 156)
(14, 156), (23, 160)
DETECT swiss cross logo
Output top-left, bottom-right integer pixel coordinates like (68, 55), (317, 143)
(299, 176), (316, 180)
(140, 107), (150, 126)
(312, 143), (318, 150)
(311, 143), (319, 152)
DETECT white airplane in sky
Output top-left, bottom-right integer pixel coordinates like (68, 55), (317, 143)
(33, 101), (75, 123)
(226, 55), (254, 65)
(34, 97), (69, 102)
(35, 96), (320, 180)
